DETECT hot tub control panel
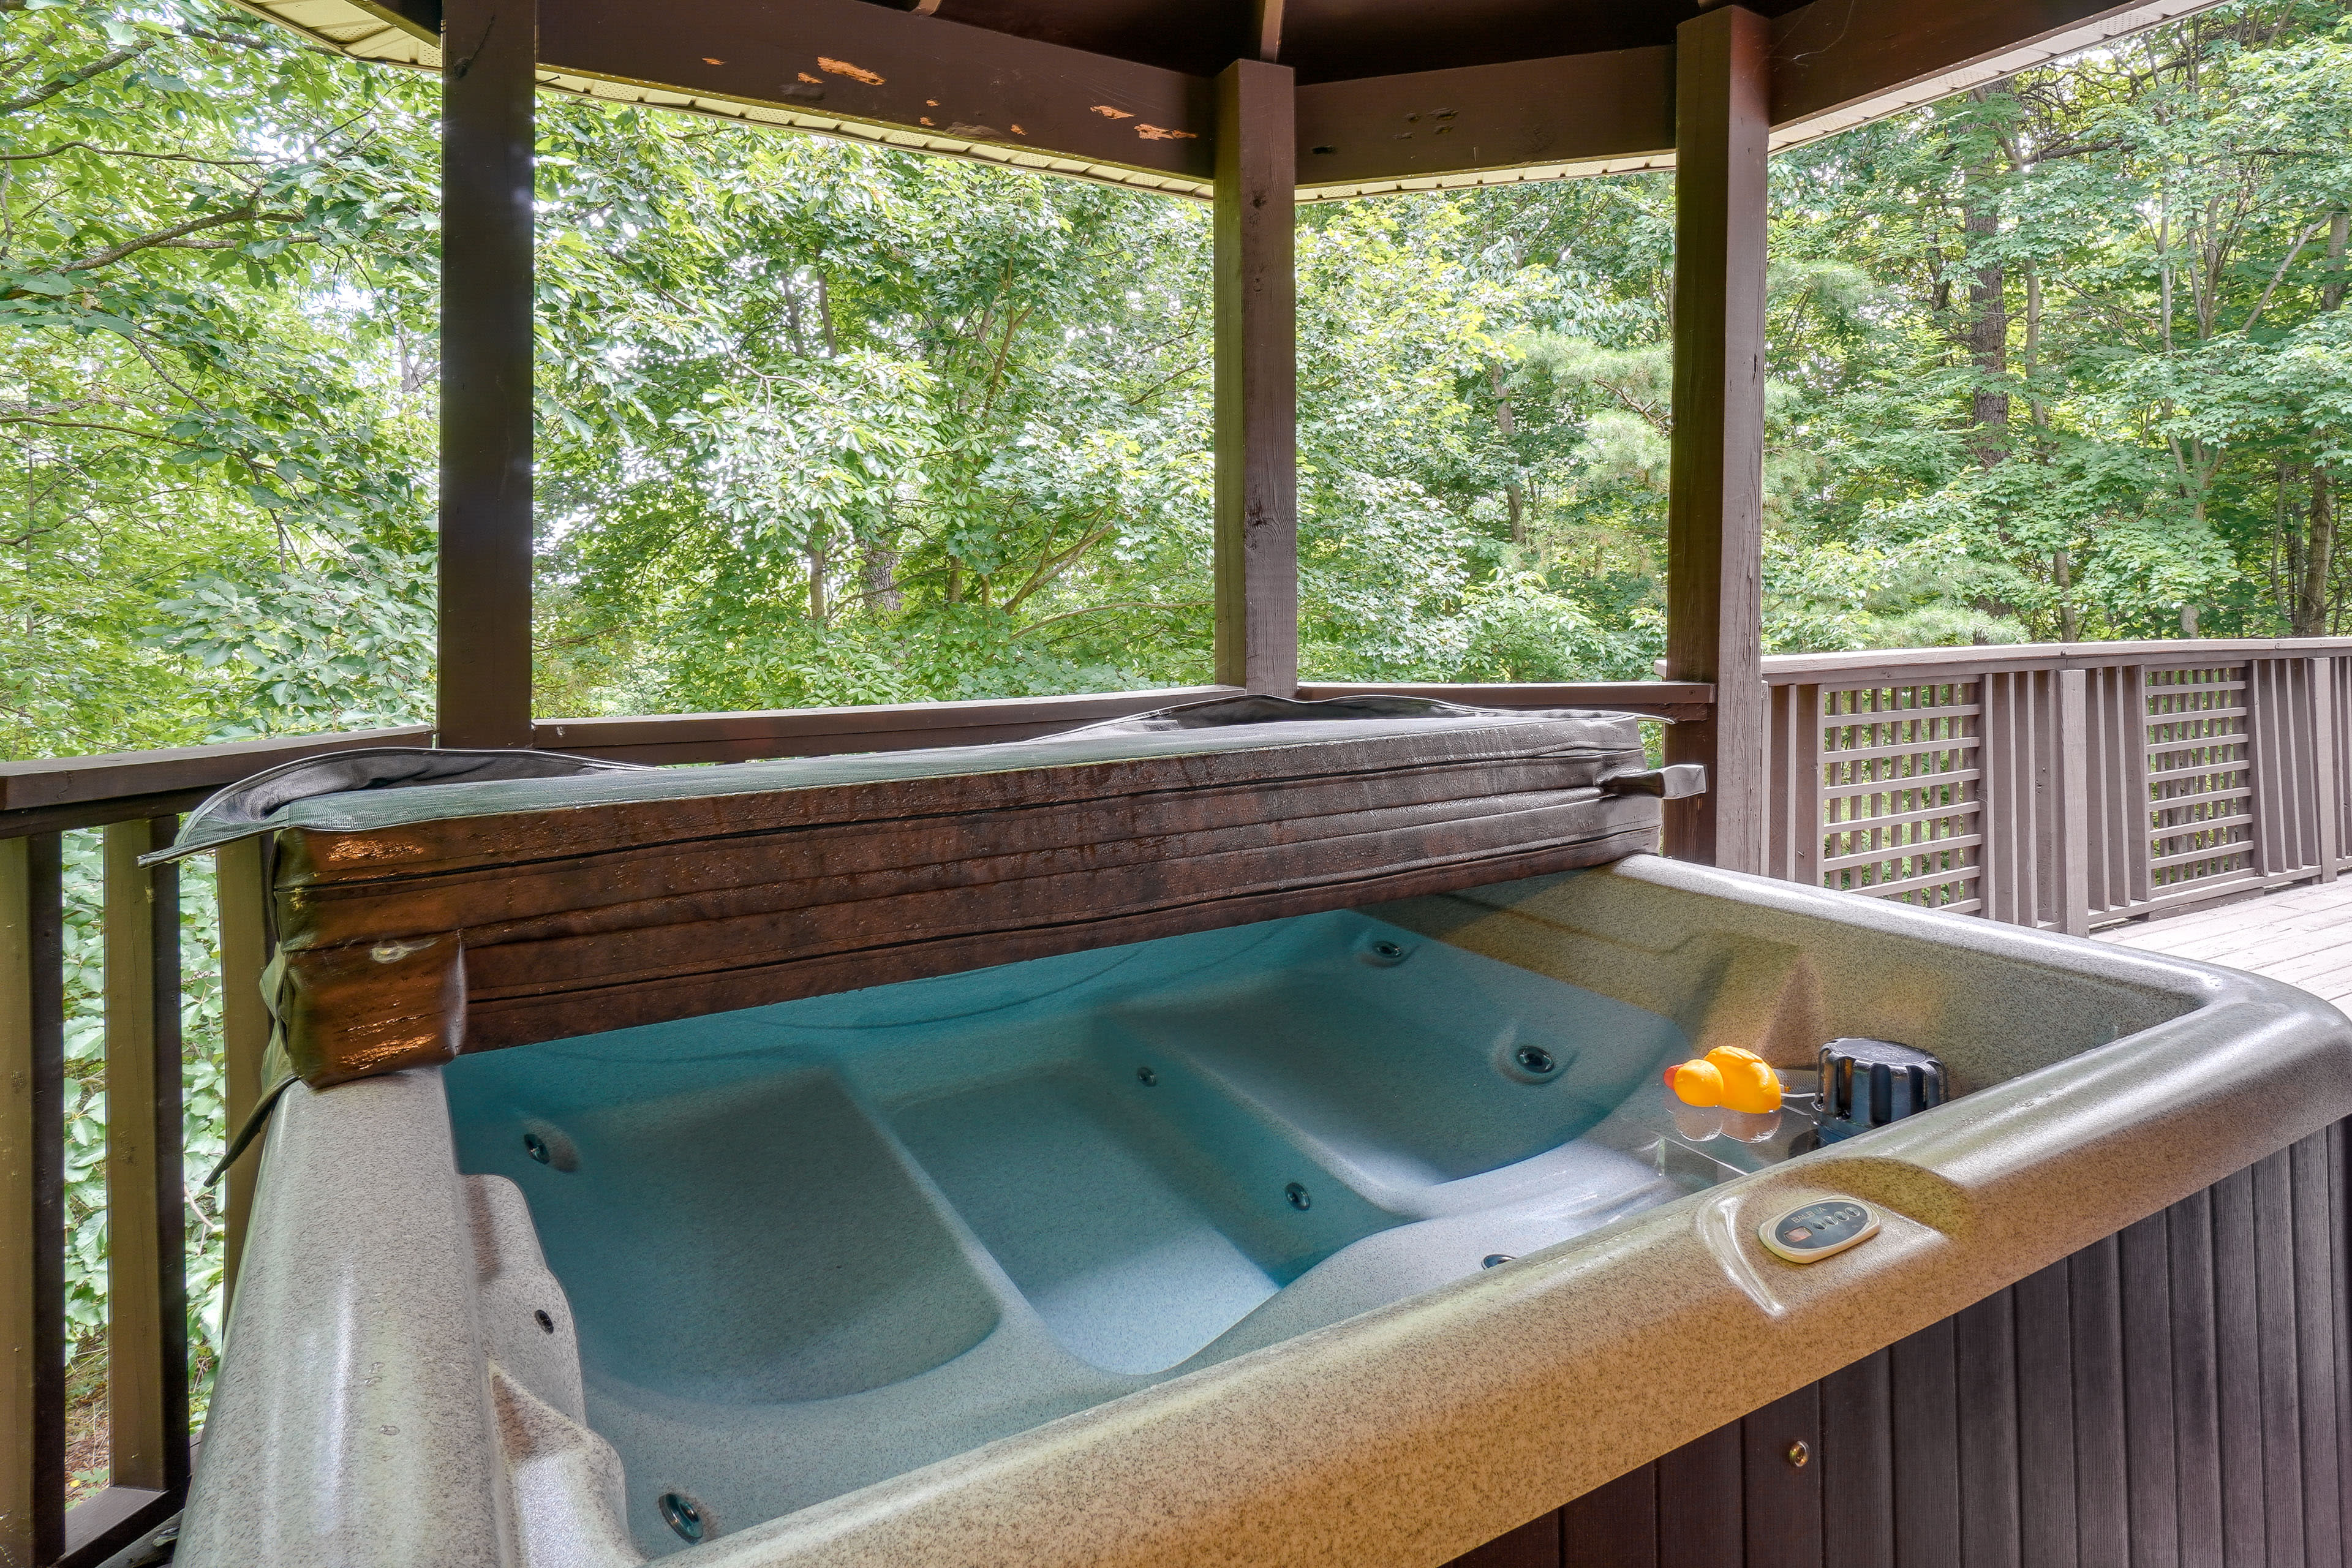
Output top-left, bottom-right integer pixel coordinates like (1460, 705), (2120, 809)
(1760, 1199), (1880, 1264)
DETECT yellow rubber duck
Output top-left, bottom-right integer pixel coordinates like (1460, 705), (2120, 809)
(1664, 1058), (1724, 1107)
(1666, 1046), (1783, 1115)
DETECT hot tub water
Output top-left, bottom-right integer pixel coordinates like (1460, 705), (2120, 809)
(444, 908), (1765, 1552)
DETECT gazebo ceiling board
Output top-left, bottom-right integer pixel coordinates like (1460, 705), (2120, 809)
(237, 0), (2222, 200)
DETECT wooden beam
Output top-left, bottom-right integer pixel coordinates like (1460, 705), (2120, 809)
(251, 0), (2225, 204)
(1663, 6), (1770, 873)
(0, 837), (36, 1568)
(1293, 48), (1673, 198)
(1254, 0), (1283, 63)
(0, 726), (432, 822)
(102, 820), (187, 1496)
(534, 687), (1242, 764)
(1295, 681), (1714, 723)
(1770, 0), (2225, 149)
(217, 839), (271, 1316)
(0, 834), (64, 1567)
(1213, 59), (1299, 696)
(438, 0), (537, 749)
(537, 0), (1214, 189)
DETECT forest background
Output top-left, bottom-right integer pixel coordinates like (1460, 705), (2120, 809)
(10, 0), (2352, 1488)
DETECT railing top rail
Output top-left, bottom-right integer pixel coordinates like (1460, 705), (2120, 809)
(1761, 637), (2352, 686)
(533, 685), (1242, 764)
(0, 725), (434, 824)
(9, 646), (2351, 837)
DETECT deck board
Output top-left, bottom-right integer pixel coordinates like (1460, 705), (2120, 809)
(2100, 880), (2352, 1003)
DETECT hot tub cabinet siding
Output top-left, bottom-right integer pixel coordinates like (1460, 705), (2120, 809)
(1452, 1125), (2352, 1568)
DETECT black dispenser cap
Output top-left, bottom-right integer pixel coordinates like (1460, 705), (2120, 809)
(1818, 1038), (1947, 1128)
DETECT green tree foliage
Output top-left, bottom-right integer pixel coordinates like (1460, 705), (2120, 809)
(2, 0), (437, 753)
(17, 0), (2352, 755)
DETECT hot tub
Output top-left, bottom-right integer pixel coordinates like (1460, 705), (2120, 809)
(176, 851), (2352, 1568)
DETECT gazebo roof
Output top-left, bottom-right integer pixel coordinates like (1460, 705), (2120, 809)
(234, 0), (2218, 200)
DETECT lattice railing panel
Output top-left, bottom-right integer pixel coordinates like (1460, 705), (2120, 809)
(2144, 664), (2256, 900)
(1816, 681), (1981, 912)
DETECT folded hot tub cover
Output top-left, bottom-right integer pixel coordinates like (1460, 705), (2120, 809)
(182, 692), (1702, 1102)
(146, 744), (651, 864)
(154, 693), (1667, 861)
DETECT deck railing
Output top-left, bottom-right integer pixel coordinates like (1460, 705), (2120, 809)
(1759, 638), (2352, 935)
(1, 643), (2346, 1564)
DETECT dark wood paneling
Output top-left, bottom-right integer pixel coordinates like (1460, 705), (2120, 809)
(1449, 1128), (2352, 1568)
(1954, 1290), (2019, 1568)
(2256, 1150), (2309, 1565)
(2167, 1190), (2226, 1567)
(2211, 1164), (2267, 1568)
(438, 0), (537, 748)
(1892, 1314), (1962, 1568)
(2117, 1213), (2177, 1568)
(2068, 1235), (2129, 1563)
(1561, 1463), (1656, 1568)
(1742, 1384), (1823, 1568)
(1822, 1349), (1894, 1568)
(1659, 1422), (1743, 1567)
(2013, 1260), (2078, 1568)
(1662, 5), (1770, 872)
(2330, 1123), (2352, 1561)
(2291, 1133), (2343, 1564)
(1213, 59), (1298, 695)
(1452, 1512), (1560, 1568)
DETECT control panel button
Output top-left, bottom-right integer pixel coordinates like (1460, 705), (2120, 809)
(1759, 1198), (1881, 1264)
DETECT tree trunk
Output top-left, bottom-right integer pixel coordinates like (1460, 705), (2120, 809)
(2302, 468), (2335, 636)
(2301, 212), (2349, 635)
(862, 534), (902, 615)
(1488, 364), (1528, 547)
(2053, 548), (2080, 642)
(1964, 162), (2008, 467)
(807, 528), (829, 625)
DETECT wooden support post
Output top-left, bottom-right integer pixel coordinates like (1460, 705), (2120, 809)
(1213, 59), (1299, 696)
(1663, 6), (1770, 872)
(1, 834), (64, 1567)
(2055, 669), (2092, 935)
(1, 837), (36, 1568)
(2313, 657), (2340, 882)
(216, 838), (270, 1314)
(438, 0), (538, 748)
(102, 821), (188, 1496)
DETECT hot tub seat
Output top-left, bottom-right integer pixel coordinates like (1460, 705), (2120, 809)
(434, 910), (1700, 1546)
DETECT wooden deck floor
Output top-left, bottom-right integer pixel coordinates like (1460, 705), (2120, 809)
(2098, 877), (2352, 1008)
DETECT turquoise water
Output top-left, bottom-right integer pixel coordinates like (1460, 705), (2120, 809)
(443, 907), (1691, 1551)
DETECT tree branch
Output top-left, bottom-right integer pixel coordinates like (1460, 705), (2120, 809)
(0, 40), (160, 116)
(0, 140), (266, 166)
(0, 413), (203, 448)
(63, 206), (266, 271)
(1010, 600), (1209, 637)
(2242, 218), (2328, 336)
